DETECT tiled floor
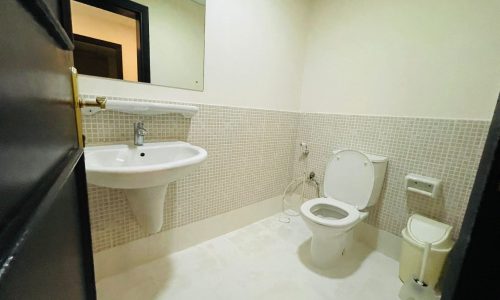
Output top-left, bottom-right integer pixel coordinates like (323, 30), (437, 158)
(97, 214), (402, 300)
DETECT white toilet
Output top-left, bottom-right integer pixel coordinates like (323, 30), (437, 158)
(300, 149), (388, 268)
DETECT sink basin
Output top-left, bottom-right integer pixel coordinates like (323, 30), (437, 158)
(84, 142), (207, 233)
(85, 142), (207, 189)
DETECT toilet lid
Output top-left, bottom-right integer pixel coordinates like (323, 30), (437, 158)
(324, 150), (374, 210)
(407, 214), (452, 246)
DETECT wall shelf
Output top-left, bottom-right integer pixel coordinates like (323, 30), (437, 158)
(81, 99), (199, 117)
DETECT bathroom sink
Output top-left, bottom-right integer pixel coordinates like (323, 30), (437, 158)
(84, 142), (207, 233)
(84, 141), (207, 189)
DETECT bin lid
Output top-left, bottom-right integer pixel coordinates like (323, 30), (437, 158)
(407, 214), (452, 246)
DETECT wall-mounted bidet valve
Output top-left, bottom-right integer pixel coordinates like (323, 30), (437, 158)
(134, 121), (148, 146)
(300, 142), (309, 156)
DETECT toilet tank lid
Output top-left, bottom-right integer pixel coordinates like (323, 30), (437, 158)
(333, 150), (387, 163)
(407, 214), (453, 246)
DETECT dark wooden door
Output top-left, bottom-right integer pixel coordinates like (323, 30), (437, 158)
(0, 0), (96, 298)
(441, 95), (500, 299)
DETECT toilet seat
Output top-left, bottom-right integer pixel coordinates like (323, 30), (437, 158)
(300, 198), (360, 228)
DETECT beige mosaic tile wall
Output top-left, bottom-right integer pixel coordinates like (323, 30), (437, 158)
(81, 95), (299, 252)
(292, 113), (490, 239)
(83, 93), (490, 252)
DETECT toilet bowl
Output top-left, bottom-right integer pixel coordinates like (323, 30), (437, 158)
(300, 149), (387, 268)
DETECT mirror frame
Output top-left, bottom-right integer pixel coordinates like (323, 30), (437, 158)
(61, 0), (151, 83)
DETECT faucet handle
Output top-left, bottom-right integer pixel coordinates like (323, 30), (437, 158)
(134, 122), (147, 135)
(134, 121), (145, 129)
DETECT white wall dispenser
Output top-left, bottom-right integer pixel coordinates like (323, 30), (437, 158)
(405, 174), (441, 198)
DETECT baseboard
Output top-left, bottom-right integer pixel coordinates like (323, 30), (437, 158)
(93, 195), (282, 281)
(354, 221), (402, 261)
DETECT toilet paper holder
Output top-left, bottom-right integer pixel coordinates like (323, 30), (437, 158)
(405, 174), (441, 198)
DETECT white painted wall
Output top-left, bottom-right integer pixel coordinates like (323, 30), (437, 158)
(79, 0), (310, 111)
(299, 0), (500, 119)
(80, 0), (499, 118)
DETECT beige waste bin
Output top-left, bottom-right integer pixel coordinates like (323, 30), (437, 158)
(399, 214), (454, 288)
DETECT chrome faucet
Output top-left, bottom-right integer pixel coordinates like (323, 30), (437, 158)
(134, 121), (148, 146)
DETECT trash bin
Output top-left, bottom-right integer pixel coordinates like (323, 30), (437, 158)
(399, 214), (454, 288)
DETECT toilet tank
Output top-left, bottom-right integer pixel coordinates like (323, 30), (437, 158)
(365, 153), (388, 208)
(324, 150), (388, 209)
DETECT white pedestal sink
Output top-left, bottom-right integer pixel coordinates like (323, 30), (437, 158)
(84, 142), (207, 233)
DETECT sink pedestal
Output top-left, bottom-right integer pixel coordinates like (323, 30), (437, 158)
(125, 185), (168, 234)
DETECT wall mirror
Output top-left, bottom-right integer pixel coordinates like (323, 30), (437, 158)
(66, 0), (206, 91)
